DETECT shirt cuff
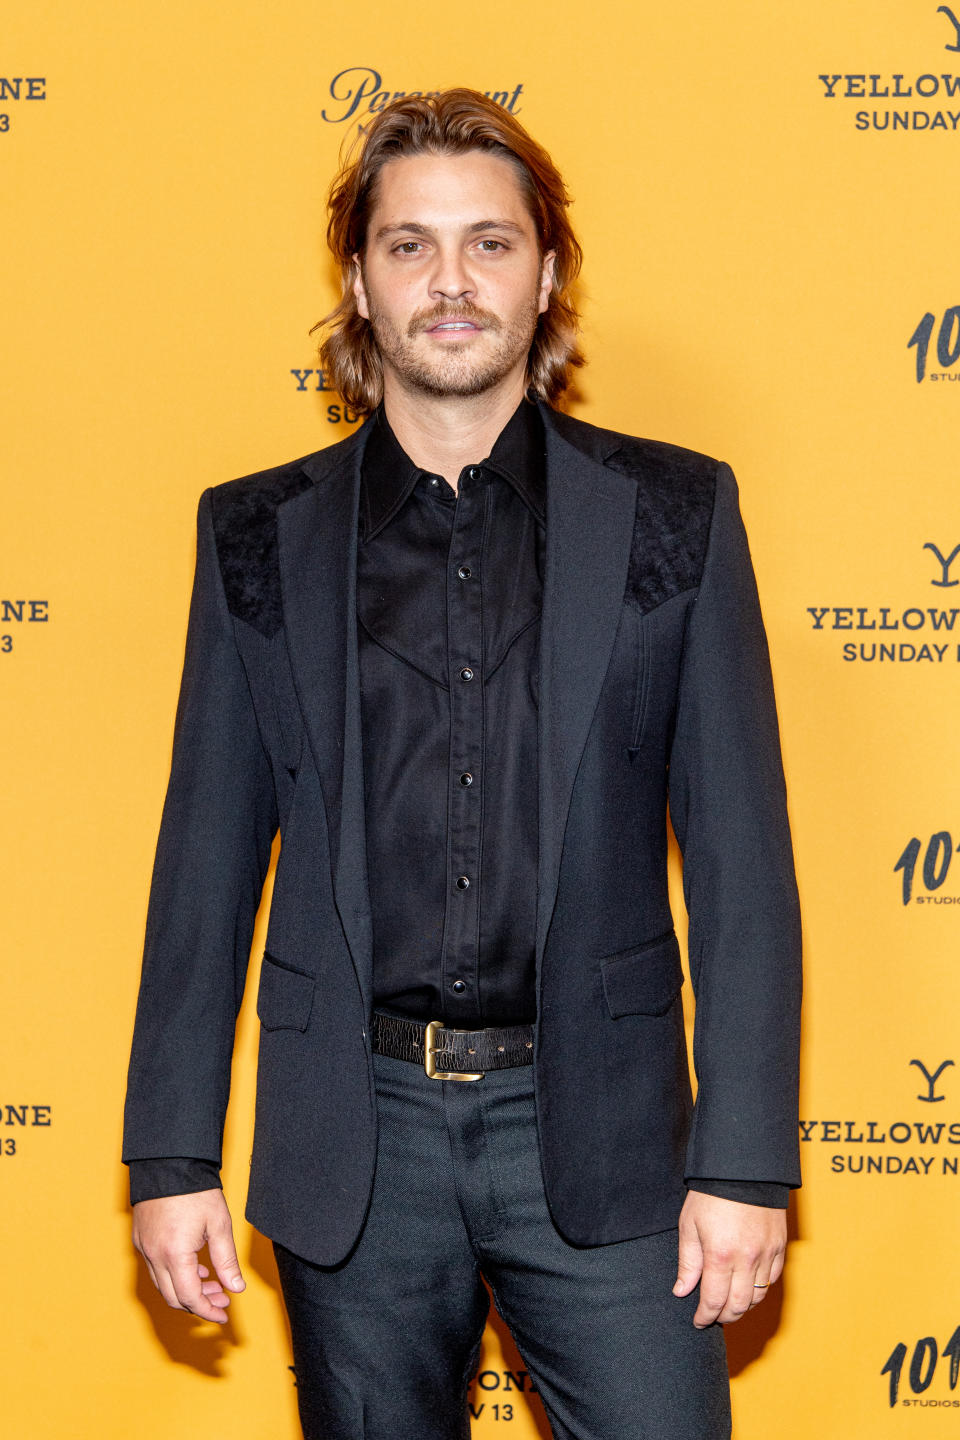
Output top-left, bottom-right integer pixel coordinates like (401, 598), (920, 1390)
(128, 1157), (222, 1206)
(685, 1178), (790, 1209)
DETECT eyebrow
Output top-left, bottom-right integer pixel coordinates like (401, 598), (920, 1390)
(374, 219), (528, 241)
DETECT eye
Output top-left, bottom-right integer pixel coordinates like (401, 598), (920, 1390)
(394, 241), (423, 255)
(478, 239), (505, 252)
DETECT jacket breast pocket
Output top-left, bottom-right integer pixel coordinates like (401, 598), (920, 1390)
(256, 953), (315, 1032)
(599, 931), (683, 1018)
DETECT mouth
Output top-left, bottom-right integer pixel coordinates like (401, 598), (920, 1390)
(425, 320), (483, 334)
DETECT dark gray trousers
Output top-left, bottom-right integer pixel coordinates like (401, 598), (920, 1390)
(274, 1049), (731, 1439)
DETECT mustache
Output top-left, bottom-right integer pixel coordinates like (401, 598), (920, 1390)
(407, 301), (501, 338)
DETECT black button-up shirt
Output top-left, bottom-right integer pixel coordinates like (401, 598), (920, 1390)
(128, 398), (787, 1208)
(358, 397), (545, 1026)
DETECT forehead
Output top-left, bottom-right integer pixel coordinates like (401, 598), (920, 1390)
(369, 150), (535, 233)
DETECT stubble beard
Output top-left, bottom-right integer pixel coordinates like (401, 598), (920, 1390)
(364, 279), (543, 400)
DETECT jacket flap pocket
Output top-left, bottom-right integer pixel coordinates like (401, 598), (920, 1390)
(600, 932), (683, 1018)
(257, 954), (315, 1032)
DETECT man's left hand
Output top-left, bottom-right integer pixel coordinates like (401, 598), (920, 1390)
(673, 1190), (786, 1327)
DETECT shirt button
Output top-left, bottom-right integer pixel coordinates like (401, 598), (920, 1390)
(455, 875), (470, 889)
(451, 980), (467, 994)
(468, 466), (483, 481)
(457, 565), (472, 579)
(459, 666), (475, 682)
(429, 476), (440, 487)
(459, 772), (473, 786)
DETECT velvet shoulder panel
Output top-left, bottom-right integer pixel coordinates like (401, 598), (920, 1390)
(544, 408), (720, 613)
(608, 435), (719, 615)
(209, 459), (316, 637)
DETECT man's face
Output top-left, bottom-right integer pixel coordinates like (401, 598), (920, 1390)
(353, 150), (555, 400)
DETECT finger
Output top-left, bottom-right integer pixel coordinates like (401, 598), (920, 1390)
(200, 1279), (231, 1307)
(166, 1250), (228, 1324)
(693, 1254), (733, 1328)
(749, 1273), (771, 1307)
(716, 1236), (772, 1324)
(728, 1261), (765, 1324)
(198, 1265), (210, 1279)
(207, 1214), (246, 1295)
(151, 1260), (189, 1314)
(750, 1254), (779, 1307)
(673, 1224), (704, 1298)
(141, 1230), (224, 1321)
(749, 1239), (786, 1307)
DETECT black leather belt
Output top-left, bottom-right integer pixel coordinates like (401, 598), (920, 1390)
(371, 1011), (535, 1081)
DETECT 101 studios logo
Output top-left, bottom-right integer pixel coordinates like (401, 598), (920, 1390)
(895, 831), (960, 905)
(882, 1327), (960, 1408)
(908, 304), (960, 383)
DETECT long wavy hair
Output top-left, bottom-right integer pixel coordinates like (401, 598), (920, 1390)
(313, 88), (584, 415)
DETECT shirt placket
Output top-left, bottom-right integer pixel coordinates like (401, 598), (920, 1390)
(440, 465), (489, 1024)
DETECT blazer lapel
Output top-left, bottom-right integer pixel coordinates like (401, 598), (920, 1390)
(278, 427), (374, 1003)
(535, 416), (637, 974)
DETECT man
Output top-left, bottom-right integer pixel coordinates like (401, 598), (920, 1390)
(124, 89), (801, 1439)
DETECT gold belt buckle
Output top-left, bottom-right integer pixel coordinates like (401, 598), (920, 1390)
(423, 1020), (484, 1081)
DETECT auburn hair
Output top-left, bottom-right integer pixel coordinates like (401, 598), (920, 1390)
(313, 88), (584, 414)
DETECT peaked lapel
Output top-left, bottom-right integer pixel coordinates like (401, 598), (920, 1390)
(535, 414), (637, 977)
(275, 409), (637, 1016)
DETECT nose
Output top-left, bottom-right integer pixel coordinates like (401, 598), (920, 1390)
(428, 244), (475, 303)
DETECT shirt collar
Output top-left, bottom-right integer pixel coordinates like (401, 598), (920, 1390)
(360, 395), (546, 543)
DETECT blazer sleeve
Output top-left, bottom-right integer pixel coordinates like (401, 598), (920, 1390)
(122, 487), (278, 1167)
(667, 462), (802, 1189)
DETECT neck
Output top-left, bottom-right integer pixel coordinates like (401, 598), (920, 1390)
(381, 368), (528, 491)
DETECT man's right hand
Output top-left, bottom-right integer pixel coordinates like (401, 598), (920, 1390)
(132, 1189), (246, 1325)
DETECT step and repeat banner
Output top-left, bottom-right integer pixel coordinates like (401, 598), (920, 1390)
(3, 0), (958, 1435)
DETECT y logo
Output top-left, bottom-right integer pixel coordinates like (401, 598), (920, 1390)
(909, 1057), (954, 1102)
(939, 6), (960, 51)
(923, 541), (960, 587)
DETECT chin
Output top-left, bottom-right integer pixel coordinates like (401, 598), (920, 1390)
(399, 361), (507, 399)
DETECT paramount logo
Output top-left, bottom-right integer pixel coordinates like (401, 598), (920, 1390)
(321, 67), (524, 128)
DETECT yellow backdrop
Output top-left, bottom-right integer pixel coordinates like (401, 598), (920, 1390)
(3, 0), (959, 1434)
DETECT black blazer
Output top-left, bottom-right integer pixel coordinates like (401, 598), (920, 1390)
(122, 402), (802, 1267)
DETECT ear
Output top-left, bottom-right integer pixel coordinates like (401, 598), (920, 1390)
(538, 250), (556, 315)
(352, 254), (369, 319)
